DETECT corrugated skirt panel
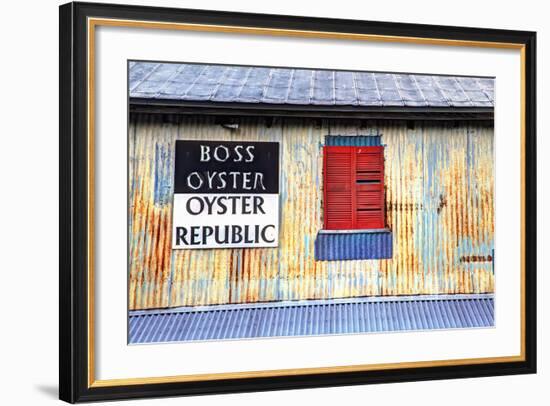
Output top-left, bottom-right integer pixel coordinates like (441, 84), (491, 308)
(128, 296), (495, 343)
(129, 116), (494, 309)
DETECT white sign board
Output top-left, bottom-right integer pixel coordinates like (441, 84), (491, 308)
(172, 140), (279, 249)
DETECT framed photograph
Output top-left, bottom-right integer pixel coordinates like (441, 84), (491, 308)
(59, 1), (537, 403)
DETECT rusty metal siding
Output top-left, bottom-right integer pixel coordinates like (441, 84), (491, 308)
(129, 115), (494, 310)
(381, 121), (495, 295)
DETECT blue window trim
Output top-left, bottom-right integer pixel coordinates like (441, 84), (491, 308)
(314, 229), (393, 261)
(325, 135), (381, 146)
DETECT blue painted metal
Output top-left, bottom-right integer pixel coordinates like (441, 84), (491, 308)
(128, 295), (494, 343)
(129, 62), (495, 108)
(314, 230), (392, 260)
(325, 135), (381, 146)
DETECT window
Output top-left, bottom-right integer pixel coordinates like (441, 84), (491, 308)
(315, 136), (392, 261)
(323, 145), (385, 230)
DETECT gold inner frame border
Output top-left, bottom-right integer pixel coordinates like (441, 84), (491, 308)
(86, 17), (526, 388)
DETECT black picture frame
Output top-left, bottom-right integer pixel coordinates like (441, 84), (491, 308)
(59, 1), (537, 403)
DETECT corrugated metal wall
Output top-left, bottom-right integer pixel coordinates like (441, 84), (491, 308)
(129, 114), (494, 310)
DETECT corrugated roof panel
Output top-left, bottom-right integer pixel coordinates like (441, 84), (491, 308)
(394, 74), (425, 107)
(129, 62), (494, 107)
(286, 69), (313, 104)
(334, 71), (357, 105)
(354, 72), (380, 106)
(129, 62), (494, 108)
(311, 70), (335, 105)
(263, 69), (293, 104)
(181, 65), (226, 100)
(210, 67), (250, 102)
(131, 63), (180, 97)
(129, 62), (158, 91)
(128, 296), (494, 343)
(355, 76), (383, 106)
(435, 76), (473, 107)
(374, 73), (403, 106)
(413, 75), (448, 107)
(456, 76), (482, 91)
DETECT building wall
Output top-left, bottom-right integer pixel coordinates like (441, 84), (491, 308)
(129, 114), (494, 310)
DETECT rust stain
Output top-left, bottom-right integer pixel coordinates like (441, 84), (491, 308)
(437, 194), (447, 214)
(460, 255), (493, 263)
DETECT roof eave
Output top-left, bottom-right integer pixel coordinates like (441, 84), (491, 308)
(129, 98), (494, 121)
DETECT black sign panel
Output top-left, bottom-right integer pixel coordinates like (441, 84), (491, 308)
(174, 140), (279, 194)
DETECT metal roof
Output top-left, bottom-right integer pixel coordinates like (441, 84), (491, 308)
(129, 294), (494, 344)
(129, 62), (494, 109)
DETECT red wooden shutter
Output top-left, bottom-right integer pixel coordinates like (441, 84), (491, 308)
(323, 146), (353, 229)
(355, 146), (385, 229)
(324, 146), (385, 230)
